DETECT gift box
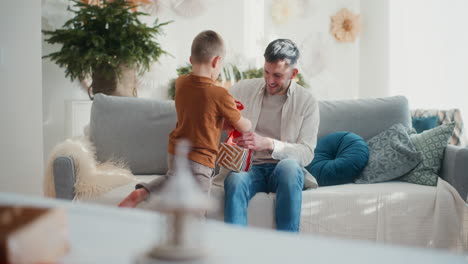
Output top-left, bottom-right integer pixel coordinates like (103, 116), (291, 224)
(216, 100), (253, 172)
(217, 139), (253, 172)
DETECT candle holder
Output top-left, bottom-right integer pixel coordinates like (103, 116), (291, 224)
(145, 140), (214, 262)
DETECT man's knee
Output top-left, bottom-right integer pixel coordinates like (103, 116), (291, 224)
(275, 159), (304, 185)
(224, 172), (250, 190)
(276, 159), (302, 175)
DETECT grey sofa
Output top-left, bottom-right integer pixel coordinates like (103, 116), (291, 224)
(51, 93), (468, 249)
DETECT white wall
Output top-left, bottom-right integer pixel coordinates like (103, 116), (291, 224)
(389, 0), (468, 118)
(42, 0), (362, 160)
(264, 0), (361, 100)
(359, 0), (389, 98)
(0, 1), (43, 196)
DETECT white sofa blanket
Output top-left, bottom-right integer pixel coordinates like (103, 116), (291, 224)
(76, 172), (467, 251)
(84, 176), (467, 252)
(226, 179), (467, 251)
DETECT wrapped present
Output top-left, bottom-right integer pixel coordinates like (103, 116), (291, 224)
(216, 100), (253, 172)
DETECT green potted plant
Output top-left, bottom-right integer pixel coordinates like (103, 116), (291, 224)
(43, 0), (172, 99)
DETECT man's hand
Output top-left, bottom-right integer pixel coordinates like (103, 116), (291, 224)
(118, 188), (149, 208)
(233, 131), (273, 152)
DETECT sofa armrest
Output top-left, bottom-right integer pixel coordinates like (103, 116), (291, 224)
(440, 145), (468, 201)
(53, 156), (76, 200)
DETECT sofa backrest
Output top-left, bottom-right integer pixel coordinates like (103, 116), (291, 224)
(317, 96), (411, 140)
(90, 94), (411, 175)
(90, 94), (176, 175)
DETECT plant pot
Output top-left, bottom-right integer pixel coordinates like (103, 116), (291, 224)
(89, 64), (137, 99)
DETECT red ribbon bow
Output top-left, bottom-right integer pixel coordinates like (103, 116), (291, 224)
(230, 100), (244, 139)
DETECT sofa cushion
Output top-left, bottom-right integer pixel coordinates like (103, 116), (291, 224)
(355, 124), (423, 184)
(90, 94), (176, 175)
(305, 132), (369, 186)
(318, 96), (411, 141)
(399, 122), (455, 186)
(412, 115), (439, 133)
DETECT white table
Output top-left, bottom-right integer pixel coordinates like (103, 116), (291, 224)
(0, 192), (466, 264)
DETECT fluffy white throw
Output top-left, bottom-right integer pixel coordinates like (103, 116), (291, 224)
(43, 136), (136, 200)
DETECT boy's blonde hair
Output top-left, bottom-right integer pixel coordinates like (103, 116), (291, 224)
(191, 30), (225, 63)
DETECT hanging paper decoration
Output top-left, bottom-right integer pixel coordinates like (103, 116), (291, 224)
(141, 0), (165, 16)
(271, 0), (299, 25)
(80, 0), (103, 6)
(330, 8), (361, 43)
(169, 0), (208, 17)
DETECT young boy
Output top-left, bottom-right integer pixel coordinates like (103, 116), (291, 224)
(119, 30), (251, 207)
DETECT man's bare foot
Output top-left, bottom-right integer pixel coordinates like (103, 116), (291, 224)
(118, 188), (149, 208)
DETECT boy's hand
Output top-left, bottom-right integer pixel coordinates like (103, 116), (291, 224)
(118, 188), (149, 208)
(233, 132), (273, 152)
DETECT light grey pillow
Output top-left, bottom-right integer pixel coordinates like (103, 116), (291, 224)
(355, 124), (423, 184)
(90, 94), (176, 175)
(399, 122), (455, 186)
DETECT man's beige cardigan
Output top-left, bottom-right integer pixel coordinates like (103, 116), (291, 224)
(213, 78), (320, 189)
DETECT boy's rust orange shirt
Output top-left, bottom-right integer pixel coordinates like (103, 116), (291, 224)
(168, 73), (241, 168)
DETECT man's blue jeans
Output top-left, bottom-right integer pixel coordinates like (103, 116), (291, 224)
(224, 159), (304, 232)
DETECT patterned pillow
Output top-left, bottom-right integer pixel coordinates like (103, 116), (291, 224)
(411, 109), (466, 146)
(355, 124), (423, 184)
(399, 122), (455, 186)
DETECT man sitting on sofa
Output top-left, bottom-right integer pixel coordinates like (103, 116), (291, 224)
(220, 39), (320, 232)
